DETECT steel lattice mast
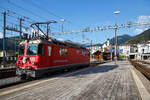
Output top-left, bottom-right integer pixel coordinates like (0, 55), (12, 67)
(50, 22), (150, 36)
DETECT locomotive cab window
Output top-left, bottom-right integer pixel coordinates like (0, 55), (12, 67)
(27, 44), (44, 56)
(38, 44), (44, 56)
(59, 48), (68, 56)
(19, 45), (25, 56)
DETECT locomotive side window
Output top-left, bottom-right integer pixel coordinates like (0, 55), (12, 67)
(48, 46), (51, 56)
(82, 51), (86, 56)
(19, 45), (25, 56)
(38, 44), (44, 56)
(59, 48), (68, 56)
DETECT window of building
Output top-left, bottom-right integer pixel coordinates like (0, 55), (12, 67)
(59, 48), (68, 56)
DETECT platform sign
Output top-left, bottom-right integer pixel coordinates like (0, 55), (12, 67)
(109, 49), (123, 53)
(109, 49), (114, 52)
(118, 49), (123, 53)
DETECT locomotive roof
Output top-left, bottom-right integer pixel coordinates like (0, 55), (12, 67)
(19, 38), (87, 49)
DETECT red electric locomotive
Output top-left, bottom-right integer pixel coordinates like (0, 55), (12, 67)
(16, 38), (90, 78)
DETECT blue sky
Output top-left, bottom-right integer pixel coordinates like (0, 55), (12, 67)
(0, 0), (150, 44)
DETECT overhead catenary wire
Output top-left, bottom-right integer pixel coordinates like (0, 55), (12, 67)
(0, 9), (61, 34)
(0, 7), (35, 24)
(0, 1), (79, 33)
(50, 21), (150, 35)
(22, 0), (83, 28)
(7, 1), (49, 21)
(7, 10), (61, 32)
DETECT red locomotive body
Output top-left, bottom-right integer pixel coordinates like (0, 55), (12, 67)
(16, 39), (90, 78)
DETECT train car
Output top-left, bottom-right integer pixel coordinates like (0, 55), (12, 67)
(16, 38), (90, 78)
(103, 50), (111, 60)
(93, 50), (103, 62)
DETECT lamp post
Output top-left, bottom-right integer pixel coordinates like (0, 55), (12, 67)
(114, 11), (120, 64)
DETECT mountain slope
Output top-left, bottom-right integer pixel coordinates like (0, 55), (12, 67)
(126, 29), (150, 44)
(108, 34), (133, 45)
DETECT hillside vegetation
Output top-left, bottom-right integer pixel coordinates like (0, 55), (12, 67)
(109, 34), (133, 45)
(126, 29), (150, 44)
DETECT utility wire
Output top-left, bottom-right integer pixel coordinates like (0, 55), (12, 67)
(23, 0), (83, 28)
(0, 2), (64, 32)
(0, 9), (60, 32)
(7, 0), (49, 21)
(0, 6), (36, 23)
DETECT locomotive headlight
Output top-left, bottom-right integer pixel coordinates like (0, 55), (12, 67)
(32, 62), (38, 65)
(22, 56), (26, 64)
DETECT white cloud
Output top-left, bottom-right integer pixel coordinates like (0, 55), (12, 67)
(0, 32), (3, 38)
(135, 15), (150, 34)
(57, 38), (64, 41)
(137, 15), (150, 23)
(135, 29), (144, 34)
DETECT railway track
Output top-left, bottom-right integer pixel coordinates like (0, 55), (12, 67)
(0, 61), (102, 79)
(130, 60), (150, 80)
(0, 61), (103, 88)
(0, 67), (16, 79)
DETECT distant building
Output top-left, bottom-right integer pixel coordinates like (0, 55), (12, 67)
(136, 41), (150, 60)
(118, 41), (150, 60)
(118, 45), (130, 56)
(118, 44), (138, 59)
(102, 38), (110, 52)
(0, 50), (16, 57)
(86, 44), (102, 54)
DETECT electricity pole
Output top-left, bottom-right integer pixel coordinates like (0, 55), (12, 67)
(90, 40), (93, 61)
(2, 12), (6, 68)
(114, 11), (120, 64)
(60, 19), (65, 32)
(114, 26), (117, 64)
(46, 23), (49, 38)
(20, 18), (24, 38)
(1, 11), (26, 68)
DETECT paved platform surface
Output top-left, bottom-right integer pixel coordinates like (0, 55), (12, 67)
(0, 61), (140, 100)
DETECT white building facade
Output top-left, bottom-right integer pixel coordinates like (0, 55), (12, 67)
(118, 45), (130, 56)
(137, 42), (150, 60)
(119, 42), (150, 60)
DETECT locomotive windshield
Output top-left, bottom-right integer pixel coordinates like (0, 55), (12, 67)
(27, 44), (44, 56)
(19, 45), (25, 56)
(27, 44), (38, 56)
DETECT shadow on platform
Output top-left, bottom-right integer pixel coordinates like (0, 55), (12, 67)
(62, 64), (118, 77)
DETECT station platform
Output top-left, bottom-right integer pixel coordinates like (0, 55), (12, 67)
(0, 61), (149, 100)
